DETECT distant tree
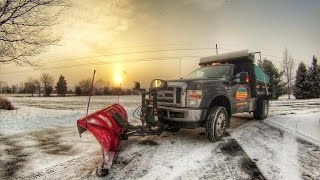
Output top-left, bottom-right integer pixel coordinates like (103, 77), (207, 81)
(18, 82), (25, 93)
(4, 86), (12, 93)
(293, 62), (310, 99)
(103, 86), (112, 95)
(258, 59), (286, 99)
(0, 81), (8, 93)
(11, 85), (17, 94)
(281, 48), (295, 99)
(25, 78), (37, 96)
(94, 79), (107, 95)
(0, 0), (69, 66)
(41, 73), (54, 96)
(77, 79), (91, 95)
(55, 75), (68, 96)
(75, 86), (82, 96)
(45, 86), (53, 96)
(35, 80), (41, 97)
(308, 56), (320, 98)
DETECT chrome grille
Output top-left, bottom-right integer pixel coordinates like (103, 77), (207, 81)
(157, 87), (182, 107)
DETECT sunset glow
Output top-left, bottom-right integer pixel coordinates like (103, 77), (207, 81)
(114, 74), (122, 85)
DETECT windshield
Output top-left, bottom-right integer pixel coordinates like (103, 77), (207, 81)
(185, 65), (231, 79)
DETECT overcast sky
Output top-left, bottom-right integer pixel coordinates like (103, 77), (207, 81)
(0, 0), (319, 88)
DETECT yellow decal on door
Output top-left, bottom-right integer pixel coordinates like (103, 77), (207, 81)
(236, 87), (248, 101)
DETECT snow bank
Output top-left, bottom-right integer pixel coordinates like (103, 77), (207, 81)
(0, 95), (141, 135)
(266, 113), (320, 145)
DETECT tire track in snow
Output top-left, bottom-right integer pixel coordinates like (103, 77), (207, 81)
(104, 130), (265, 180)
(176, 138), (265, 180)
(232, 121), (320, 180)
(16, 151), (101, 180)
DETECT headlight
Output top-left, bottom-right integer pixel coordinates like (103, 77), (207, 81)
(150, 79), (167, 90)
(187, 90), (202, 107)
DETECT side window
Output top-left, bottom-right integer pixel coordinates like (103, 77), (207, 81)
(234, 73), (240, 83)
(233, 65), (241, 83)
(233, 66), (241, 76)
(233, 64), (251, 83)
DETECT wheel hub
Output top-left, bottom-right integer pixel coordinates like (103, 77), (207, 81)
(215, 113), (226, 136)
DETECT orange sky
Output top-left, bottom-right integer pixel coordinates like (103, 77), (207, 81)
(0, 0), (319, 89)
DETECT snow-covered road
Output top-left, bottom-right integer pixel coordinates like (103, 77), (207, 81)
(0, 96), (319, 180)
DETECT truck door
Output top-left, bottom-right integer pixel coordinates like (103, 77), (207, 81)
(231, 66), (251, 113)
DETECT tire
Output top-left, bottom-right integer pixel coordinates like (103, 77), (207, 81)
(254, 100), (269, 120)
(205, 106), (228, 142)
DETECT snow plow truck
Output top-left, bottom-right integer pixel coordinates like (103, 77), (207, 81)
(77, 49), (271, 176)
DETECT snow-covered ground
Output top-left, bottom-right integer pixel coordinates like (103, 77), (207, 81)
(0, 95), (140, 135)
(0, 95), (319, 180)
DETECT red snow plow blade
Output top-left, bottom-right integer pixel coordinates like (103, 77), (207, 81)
(77, 104), (128, 176)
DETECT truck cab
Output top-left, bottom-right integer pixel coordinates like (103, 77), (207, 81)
(157, 50), (270, 141)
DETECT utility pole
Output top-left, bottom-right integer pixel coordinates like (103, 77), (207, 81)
(85, 70), (96, 129)
(118, 83), (121, 104)
(179, 58), (182, 78)
(216, 44), (219, 55)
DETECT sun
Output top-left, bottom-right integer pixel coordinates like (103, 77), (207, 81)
(114, 74), (122, 85)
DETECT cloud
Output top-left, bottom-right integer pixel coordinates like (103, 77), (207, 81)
(51, 0), (138, 57)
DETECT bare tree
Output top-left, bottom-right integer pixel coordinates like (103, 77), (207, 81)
(94, 79), (107, 95)
(35, 80), (41, 96)
(26, 77), (37, 96)
(0, 0), (69, 66)
(281, 48), (295, 99)
(77, 79), (91, 96)
(41, 73), (54, 96)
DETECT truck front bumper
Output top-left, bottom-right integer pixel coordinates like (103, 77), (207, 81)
(158, 106), (204, 122)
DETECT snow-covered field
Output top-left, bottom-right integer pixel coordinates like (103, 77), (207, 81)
(0, 95), (319, 180)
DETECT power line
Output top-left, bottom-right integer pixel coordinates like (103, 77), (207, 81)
(98, 42), (188, 50)
(43, 47), (216, 64)
(33, 42), (198, 64)
(0, 56), (201, 75)
(0, 47), (212, 75)
(1, 45), (298, 75)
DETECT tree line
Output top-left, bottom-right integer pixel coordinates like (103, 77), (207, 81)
(74, 79), (135, 96)
(259, 49), (320, 100)
(0, 74), (136, 97)
(294, 56), (320, 99)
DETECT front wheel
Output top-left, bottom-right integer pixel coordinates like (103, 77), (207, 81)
(205, 106), (228, 142)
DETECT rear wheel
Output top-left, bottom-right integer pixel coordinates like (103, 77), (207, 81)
(205, 106), (228, 142)
(254, 100), (269, 120)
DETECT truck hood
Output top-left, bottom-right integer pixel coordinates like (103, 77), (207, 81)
(167, 78), (228, 84)
(167, 78), (228, 90)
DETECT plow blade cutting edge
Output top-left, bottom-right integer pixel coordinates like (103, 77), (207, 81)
(77, 104), (128, 176)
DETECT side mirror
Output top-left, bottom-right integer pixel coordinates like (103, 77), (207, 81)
(133, 82), (141, 90)
(150, 79), (167, 90)
(239, 72), (249, 83)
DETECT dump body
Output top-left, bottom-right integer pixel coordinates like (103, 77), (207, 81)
(157, 50), (270, 129)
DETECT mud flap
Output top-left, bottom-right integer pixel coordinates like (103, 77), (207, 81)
(76, 104), (128, 176)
